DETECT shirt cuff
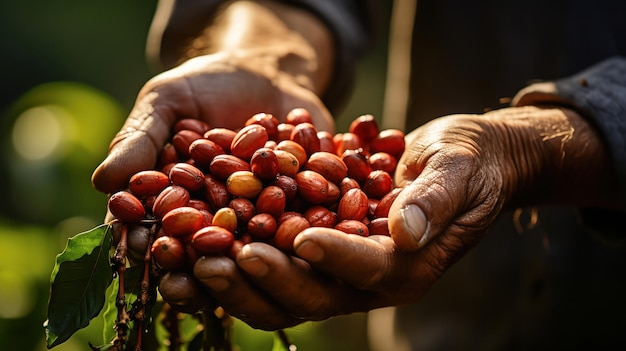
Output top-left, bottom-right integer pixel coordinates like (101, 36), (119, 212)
(513, 57), (626, 242)
(513, 56), (626, 205)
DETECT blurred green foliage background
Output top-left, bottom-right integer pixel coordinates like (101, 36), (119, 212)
(0, 1), (389, 350)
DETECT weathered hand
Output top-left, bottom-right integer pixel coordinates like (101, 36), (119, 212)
(193, 229), (445, 330)
(192, 105), (615, 330)
(389, 105), (617, 251)
(91, 51), (334, 194)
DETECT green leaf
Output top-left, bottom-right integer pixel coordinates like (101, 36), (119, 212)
(101, 279), (118, 345)
(45, 224), (114, 348)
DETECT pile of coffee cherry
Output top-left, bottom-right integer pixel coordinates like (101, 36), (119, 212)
(107, 108), (404, 312)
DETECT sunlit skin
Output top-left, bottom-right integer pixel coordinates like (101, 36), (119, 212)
(93, 1), (623, 330)
(92, 1), (334, 193)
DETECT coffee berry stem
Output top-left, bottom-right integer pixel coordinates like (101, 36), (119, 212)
(277, 329), (296, 351)
(133, 223), (159, 351)
(112, 223), (130, 349)
(162, 304), (184, 350)
(201, 309), (233, 351)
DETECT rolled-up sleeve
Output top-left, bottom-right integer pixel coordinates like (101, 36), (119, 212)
(554, 57), (626, 204)
(514, 57), (626, 244)
(148, 0), (375, 113)
(554, 57), (626, 243)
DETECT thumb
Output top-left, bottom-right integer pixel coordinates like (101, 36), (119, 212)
(92, 133), (160, 194)
(92, 96), (174, 193)
(388, 157), (468, 251)
(387, 196), (428, 251)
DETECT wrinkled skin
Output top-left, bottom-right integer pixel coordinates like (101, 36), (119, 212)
(192, 106), (614, 330)
(94, 58), (614, 329)
(91, 0), (623, 334)
(96, 78), (615, 328)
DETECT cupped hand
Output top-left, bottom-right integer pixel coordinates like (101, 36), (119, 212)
(193, 230), (445, 330)
(192, 106), (593, 330)
(91, 51), (335, 194)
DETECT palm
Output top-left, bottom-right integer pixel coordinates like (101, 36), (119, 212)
(92, 53), (333, 193)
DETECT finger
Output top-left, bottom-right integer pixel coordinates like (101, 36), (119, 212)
(193, 255), (300, 330)
(292, 228), (397, 288)
(388, 149), (478, 251)
(235, 241), (379, 319)
(91, 92), (177, 194)
(294, 227), (454, 304)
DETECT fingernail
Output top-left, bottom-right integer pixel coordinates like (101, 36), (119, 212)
(400, 204), (428, 246)
(238, 257), (269, 277)
(294, 240), (324, 262)
(202, 277), (230, 292)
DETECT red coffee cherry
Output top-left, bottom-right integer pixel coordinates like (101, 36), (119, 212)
(349, 114), (380, 145)
(337, 188), (369, 221)
(341, 149), (373, 184)
(152, 185), (190, 219)
(285, 107), (313, 125)
(245, 113), (279, 141)
(203, 174), (231, 211)
(191, 226), (235, 255)
(128, 170), (170, 198)
(275, 140), (307, 167)
(230, 124), (269, 161)
(290, 122), (321, 156)
(304, 205), (338, 228)
(250, 147), (279, 181)
(247, 213), (278, 239)
(271, 175), (299, 201)
(189, 139), (225, 168)
(276, 123), (296, 142)
(168, 163), (205, 192)
(209, 154), (250, 180)
(295, 170), (328, 204)
(151, 235), (185, 270)
(158, 143), (179, 168)
(161, 206), (205, 238)
(369, 129), (406, 159)
(228, 198), (256, 226)
(317, 130), (337, 154)
(108, 191), (146, 223)
(174, 119), (211, 135)
(368, 217), (390, 236)
(274, 215), (310, 253)
(335, 132), (363, 156)
(362, 170), (393, 200)
(374, 187), (403, 219)
(368, 152), (397, 173)
(335, 219), (369, 236)
(172, 129), (203, 160)
(204, 128), (237, 153)
(305, 151), (348, 185)
(255, 185), (286, 219)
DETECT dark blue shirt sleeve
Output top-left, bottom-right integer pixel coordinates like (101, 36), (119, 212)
(553, 57), (626, 204)
(552, 57), (626, 244)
